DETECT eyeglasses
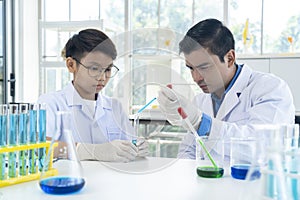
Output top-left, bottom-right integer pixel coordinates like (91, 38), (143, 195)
(73, 57), (119, 78)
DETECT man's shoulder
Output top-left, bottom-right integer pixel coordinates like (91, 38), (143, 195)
(250, 70), (287, 88)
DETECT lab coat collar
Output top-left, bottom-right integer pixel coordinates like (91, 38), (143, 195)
(93, 93), (113, 121)
(96, 93), (112, 110)
(216, 64), (252, 120)
(63, 83), (108, 120)
(64, 83), (84, 106)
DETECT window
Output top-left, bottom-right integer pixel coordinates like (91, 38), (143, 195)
(263, 0), (300, 54)
(229, 0), (300, 55)
(40, 0), (300, 106)
(228, 0), (262, 54)
(40, 0), (124, 96)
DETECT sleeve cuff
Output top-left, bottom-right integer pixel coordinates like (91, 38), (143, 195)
(197, 113), (212, 136)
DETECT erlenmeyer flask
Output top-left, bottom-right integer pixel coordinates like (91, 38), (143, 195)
(39, 111), (85, 194)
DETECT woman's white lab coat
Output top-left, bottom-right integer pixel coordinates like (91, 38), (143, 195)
(178, 64), (295, 159)
(38, 83), (134, 144)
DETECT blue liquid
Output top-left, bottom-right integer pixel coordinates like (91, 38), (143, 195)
(29, 109), (37, 143)
(9, 114), (17, 145)
(40, 177), (85, 194)
(29, 108), (37, 174)
(132, 139), (137, 146)
(231, 165), (261, 180)
(0, 115), (7, 146)
(19, 113), (28, 176)
(8, 114), (17, 178)
(38, 109), (46, 142)
(38, 109), (46, 171)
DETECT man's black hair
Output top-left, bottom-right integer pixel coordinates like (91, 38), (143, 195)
(179, 18), (235, 62)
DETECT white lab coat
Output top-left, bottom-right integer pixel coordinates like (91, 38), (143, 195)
(38, 83), (134, 144)
(178, 64), (295, 159)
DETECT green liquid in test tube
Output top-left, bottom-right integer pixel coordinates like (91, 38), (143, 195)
(29, 103), (38, 174)
(38, 103), (46, 171)
(18, 104), (28, 176)
(8, 104), (18, 178)
(0, 104), (8, 180)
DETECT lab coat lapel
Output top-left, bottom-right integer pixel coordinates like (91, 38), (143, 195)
(93, 94), (107, 122)
(216, 90), (240, 120)
(65, 83), (96, 120)
(216, 64), (252, 120)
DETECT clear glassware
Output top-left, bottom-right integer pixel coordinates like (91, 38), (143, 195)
(0, 104), (8, 180)
(8, 104), (18, 178)
(239, 124), (299, 200)
(38, 103), (47, 172)
(39, 111), (85, 194)
(18, 103), (28, 176)
(196, 136), (225, 178)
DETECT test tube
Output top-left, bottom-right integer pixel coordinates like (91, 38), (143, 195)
(18, 104), (28, 176)
(8, 104), (18, 178)
(0, 104), (8, 180)
(132, 114), (139, 146)
(38, 103), (46, 171)
(29, 103), (38, 174)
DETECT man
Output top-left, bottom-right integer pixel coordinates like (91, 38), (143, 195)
(157, 18), (295, 159)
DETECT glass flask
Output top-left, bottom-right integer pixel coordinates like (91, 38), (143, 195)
(39, 111), (85, 195)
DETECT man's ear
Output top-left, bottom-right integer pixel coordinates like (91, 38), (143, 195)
(66, 57), (76, 73)
(226, 49), (235, 67)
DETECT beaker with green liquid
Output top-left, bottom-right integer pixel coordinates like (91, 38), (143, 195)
(196, 136), (225, 178)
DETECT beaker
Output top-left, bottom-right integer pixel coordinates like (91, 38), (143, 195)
(230, 137), (263, 180)
(196, 136), (224, 178)
(39, 111), (85, 195)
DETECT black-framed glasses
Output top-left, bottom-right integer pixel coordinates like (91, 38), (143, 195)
(73, 57), (119, 78)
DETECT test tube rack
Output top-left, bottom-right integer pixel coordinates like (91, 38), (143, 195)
(0, 141), (58, 187)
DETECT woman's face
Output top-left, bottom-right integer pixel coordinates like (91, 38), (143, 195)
(69, 51), (113, 100)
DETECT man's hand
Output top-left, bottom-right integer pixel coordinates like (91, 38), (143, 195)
(157, 85), (202, 131)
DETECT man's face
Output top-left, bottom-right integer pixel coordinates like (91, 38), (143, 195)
(184, 48), (231, 96)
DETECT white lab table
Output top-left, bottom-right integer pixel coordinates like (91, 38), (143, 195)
(0, 157), (262, 200)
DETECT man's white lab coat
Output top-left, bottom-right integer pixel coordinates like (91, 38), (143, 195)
(178, 64), (295, 159)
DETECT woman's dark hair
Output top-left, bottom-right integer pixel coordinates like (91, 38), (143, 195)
(62, 29), (117, 60)
(179, 18), (235, 62)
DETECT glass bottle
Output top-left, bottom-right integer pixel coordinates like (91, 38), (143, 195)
(39, 111), (85, 194)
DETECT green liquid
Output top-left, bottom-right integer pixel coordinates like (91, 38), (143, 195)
(197, 166), (224, 178)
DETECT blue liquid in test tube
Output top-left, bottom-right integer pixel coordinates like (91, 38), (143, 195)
(0, 104), (8, 180)
(29, 103), (38, 174)
(8, 104), (18, 178)
(38, 103), (46, 171)
(18, 104), (28, 176)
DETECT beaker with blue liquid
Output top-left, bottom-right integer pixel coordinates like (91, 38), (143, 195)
(39, 111), (85, 195)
